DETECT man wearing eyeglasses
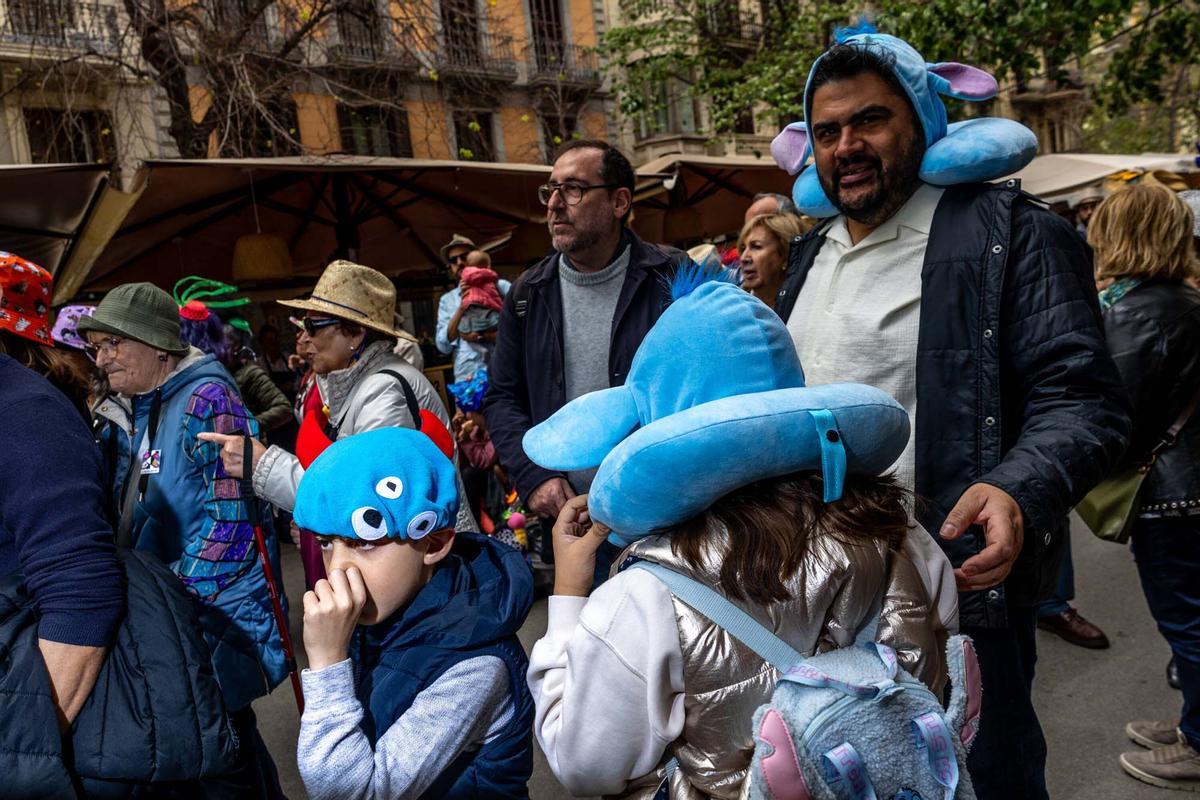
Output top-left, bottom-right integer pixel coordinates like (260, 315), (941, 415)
(435, 234), (512, 382)
(484, 140), (682, 585)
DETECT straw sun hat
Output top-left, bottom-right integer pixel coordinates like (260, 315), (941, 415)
(279, 260), (416, 342)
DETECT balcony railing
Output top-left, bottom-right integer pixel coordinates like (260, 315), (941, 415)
(327, 14), (419, 69)
(698, 5), (762, 47)
(436, 29), (516, 80)
(528, 42), (599, 87)
(0, 0), (120, 54)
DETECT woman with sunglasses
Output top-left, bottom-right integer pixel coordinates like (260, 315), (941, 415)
(79, 280), (289, 797)
(201, 260), (477, 588)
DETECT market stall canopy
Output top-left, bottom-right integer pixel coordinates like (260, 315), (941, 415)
(632, 153), (794, 245)
(1005, 152), (1199, 201)
(0, 163), (143, 303)
(82, 155), (564, 294)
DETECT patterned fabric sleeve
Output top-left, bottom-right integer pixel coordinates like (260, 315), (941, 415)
(180, 381), (261, 600)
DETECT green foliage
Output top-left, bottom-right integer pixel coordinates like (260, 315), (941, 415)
(604, 0), (1198, 146)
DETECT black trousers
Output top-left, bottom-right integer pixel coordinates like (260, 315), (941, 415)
(962, 606), (1049, 800)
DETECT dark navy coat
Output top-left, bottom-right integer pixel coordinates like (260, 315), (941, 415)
(776, 181), (1131, 627)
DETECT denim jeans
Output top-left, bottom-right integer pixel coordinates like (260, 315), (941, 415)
(962, 606), (1050, 800)
(1131, 516), (1200, 749)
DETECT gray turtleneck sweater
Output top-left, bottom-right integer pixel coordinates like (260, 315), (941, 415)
(559, 245), (631, 492)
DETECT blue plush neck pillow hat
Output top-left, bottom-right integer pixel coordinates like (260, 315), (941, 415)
(522, 266), (911, 546)
(770, 25), (1038, 218)
(294, 428), (460, 542)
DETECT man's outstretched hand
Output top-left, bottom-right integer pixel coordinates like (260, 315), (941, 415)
(940, 483), (1025, 593)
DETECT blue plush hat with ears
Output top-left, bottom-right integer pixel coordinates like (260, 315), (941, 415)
(522, 266), (911, 546)
(294, 428), (460, 542)
(771, 26), (1038, 218)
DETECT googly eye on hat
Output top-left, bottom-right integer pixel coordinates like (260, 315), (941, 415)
(293, 427), (460, 542)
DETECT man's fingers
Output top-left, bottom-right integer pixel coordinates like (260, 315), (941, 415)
(940, 487), (986, 540)
(954, 565), (1011, 592)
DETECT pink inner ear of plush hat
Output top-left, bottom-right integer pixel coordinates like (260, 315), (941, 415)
(771, 123), (810, 176)
(928, 62), (998, 100)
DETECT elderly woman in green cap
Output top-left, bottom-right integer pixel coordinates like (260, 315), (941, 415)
(80, 281), (288, 797)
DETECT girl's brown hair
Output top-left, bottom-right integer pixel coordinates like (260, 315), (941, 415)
(0, 331), (92, 416)
(1088, 184), (1200, 282)
(668, 471), (910, 606)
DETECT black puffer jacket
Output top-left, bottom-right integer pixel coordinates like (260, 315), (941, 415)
(777, 181), (1132, 627)
(1102, 279), (1200, 514)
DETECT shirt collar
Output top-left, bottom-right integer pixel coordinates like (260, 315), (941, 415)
(825, 182), (944, 250)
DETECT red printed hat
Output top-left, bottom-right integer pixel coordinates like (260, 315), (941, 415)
(0, 252), (53, 345)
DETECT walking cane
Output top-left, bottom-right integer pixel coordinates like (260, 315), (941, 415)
(242, 434), (305, 713)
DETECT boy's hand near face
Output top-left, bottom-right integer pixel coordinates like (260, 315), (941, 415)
(303, 566), (368, 670)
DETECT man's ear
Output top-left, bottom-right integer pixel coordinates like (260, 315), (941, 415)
(421, 528), (456, 566)
(612, 187), (633, 221)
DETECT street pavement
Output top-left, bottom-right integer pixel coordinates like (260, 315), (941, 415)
(255, 516), (1183, 799)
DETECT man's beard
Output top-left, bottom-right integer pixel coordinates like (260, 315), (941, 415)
(819, 135), (925, 227)
(550, 219), (603, 255)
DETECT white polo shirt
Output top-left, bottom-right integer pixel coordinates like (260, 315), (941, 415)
(787, 182), (945, 493)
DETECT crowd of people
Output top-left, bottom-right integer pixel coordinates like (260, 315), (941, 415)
(1, 27), (1199, 800)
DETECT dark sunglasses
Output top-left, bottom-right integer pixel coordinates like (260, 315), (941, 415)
(291, 315), (341, 337)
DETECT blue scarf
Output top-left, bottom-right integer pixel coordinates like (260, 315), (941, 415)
(1098, 278), (1145, 311)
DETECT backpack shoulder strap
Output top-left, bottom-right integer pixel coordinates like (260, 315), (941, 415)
(510, 270), (534, 320)
(627, 561), (804, 669)
(375, 368), (422, 431)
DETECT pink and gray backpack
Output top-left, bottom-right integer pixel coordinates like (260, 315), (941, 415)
(630, 562), (982, 800)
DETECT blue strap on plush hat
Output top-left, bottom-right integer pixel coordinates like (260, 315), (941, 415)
(770, 24), (1038, 218)
(294, 428), (460, 542)
(523, 264), (911, 546)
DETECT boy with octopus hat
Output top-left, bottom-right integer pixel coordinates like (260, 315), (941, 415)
(294, 427), (534, 799)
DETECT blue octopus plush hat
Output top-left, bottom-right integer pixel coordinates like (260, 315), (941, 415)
(294, 427), (459, 542)
(523, 266), (911, 546)
(771, 25), (1038, 217)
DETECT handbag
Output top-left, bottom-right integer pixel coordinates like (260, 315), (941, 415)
(1078, 384), (1200, 543)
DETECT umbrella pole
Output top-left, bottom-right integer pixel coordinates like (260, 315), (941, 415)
(241, 435), (305, 713)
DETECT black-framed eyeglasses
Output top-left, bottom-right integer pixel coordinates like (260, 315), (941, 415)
(448, 253), (470, 265)
(291, 315), (341, 337)
(537, 181), (621, 206)
(83, 335), (125, 363)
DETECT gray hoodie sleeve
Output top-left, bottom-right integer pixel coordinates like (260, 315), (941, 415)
(297, 656), (513, 800)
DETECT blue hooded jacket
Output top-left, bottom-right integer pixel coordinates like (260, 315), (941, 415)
(96, 351), (287, 711)
(352, 531), (535, 799)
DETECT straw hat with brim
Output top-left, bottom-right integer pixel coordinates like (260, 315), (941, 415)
(278, 260), (416, 342)
(77, 282), (189, 356)
(523, 270), (911, 545)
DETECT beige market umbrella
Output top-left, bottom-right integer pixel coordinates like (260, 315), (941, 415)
(633, 153), (794, 246)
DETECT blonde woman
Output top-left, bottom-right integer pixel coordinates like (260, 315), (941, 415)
(737, 213), (804, 308)
(1087, 184), (1200, 791)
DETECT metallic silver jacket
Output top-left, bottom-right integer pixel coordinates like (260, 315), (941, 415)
(611, 527), (947, 800)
